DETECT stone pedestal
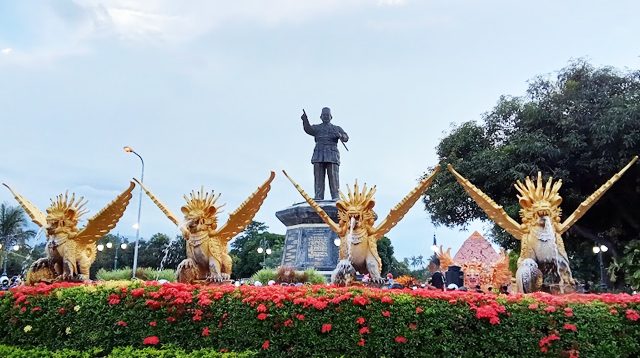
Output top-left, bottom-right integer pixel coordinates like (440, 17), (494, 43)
(276, 201), (340, 272)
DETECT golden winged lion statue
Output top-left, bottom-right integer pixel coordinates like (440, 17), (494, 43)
(3, 182), (135, 284)
(134, 172), (275, 283)
(283, 166), (440, 285)
(447, 156), (638, 293)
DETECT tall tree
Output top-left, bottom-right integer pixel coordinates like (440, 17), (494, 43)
(377, 236), (410, 277)
(230, 221), (284, 279)
(0, 203), (36, 275)
(423, 61), (640, 282)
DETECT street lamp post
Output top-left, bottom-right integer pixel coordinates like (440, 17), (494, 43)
(124, 146), (144, 279)
(1, 237), (20, 276)
(431, 233), (438, 253)
(257, 239), (272, 268)
(97, 236), (128, 270)
(592, 243), (609, 290)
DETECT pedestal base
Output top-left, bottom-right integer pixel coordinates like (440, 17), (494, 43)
(276, 201), (340, 272)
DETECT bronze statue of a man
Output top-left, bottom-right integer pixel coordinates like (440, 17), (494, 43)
(301, 107), (349, 200)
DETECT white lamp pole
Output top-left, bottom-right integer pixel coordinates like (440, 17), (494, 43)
(124, 146), (144, 279)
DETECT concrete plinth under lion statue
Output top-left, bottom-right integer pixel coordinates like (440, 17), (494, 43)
(276, 201), (340, 274)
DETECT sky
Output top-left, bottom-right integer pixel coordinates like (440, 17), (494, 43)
(1, 0), (639, 264)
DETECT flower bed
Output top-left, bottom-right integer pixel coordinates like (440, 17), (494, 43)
(1, 282), (639, 357)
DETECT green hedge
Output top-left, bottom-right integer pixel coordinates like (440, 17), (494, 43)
(0, 345), (255, 357)
(1, 282), (639, 357)
(96, 267), (176, 282)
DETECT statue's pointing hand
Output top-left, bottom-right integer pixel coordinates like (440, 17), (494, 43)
(301, 109), (308, 121)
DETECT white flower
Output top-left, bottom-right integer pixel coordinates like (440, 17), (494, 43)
(23, 325), (32, 333)
(65, 327), (72, 335)
(74, 305), (80, 312)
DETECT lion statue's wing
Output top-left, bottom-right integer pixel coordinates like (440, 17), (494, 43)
(282, 170), (340, 233)
(75, 182), (135, 246)
(373, 165), (440, 239)
(2, 183), (47, 228)
(133, 178), (180, 227)
(215, 171), (276, 243)
(559, 156), (638, 234)
(447, 164), (524, 239)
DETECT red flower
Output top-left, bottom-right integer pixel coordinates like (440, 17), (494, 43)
(359, 326), (370, 335)
(257, 304), (267, 313)
(610, 309), (619, 315)
(528, 303), (538, 310)
(563, 323), (577, 332)
(262, 340), (270, 350)
(538, 334), (560, 353)
(353, 296), (369, 306)
(567, 349), (580, 358)
(31, 306), (42, 313)
(166, 317), (176, 323)
(381, 296), (393, 304)
(395, 336), (407, 344)
(257, 313), (268, 321)
(107, 293), (121, 305)
(409, 322), (417, 330)
(284, 319), (293, 327)
(202, 327), (210, 337)
(149, 321), (157, 327)
(296, 314), (305, 321)
(415, 306), (424, 314)
(143, 336), (160, 345)
(564, 307), (574, 317)
(58, 307), (66, 315)
(626, 309), (639, 321)
(356, 317), (366, 325)
(116, 320), (127, 327)
(131, 288), (145, 298)
(382, 310), (391, 317)
(357, 338), (366, 347)
(448, 299), (457, 305)
(321, 323), (332, 333)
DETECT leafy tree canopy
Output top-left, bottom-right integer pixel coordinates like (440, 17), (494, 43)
(423, 61), (640, 281)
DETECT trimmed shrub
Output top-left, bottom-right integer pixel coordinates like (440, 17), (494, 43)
(0, 282), (638, 357)
(250, 269), (276, 285)
(96, 268), (176, 282)
(0, 345), (255, 357)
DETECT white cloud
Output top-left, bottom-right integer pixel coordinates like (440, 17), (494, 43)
(378, 0), (407, 6)
(1, 48), (13, 55)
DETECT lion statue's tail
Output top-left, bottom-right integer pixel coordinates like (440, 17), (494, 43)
(26, 258), (57, 285)
(331, 259), (356, 286)
(516, 258), (542, 293)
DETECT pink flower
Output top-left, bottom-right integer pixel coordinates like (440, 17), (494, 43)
(528, 303), (538, 310)
(353, 296), (369, 306)
(321, 323), (332, 333)
(382, 310), (391, 317)
(257, 313), (268, 321)
(256, 304), (267, 313)
(296, 314), (305, 321)
(359, 326), (370, 335)
(149, 321), (157, 327)
(544, 305), (557, 313)
(202, 327), (210, 337)
(357, 338), (365, 347)
(284, 319), (293, 327)
(356, 317), (366, 325)
(416, 306), (424, 314)
(262, 340), (270, 350)
(563, 323), (577, 332)
(408, 322), (417, 330)
(626, 309), (639, 321)
(143, 336), (160, 345)
(381, 296), (393, 304)
(395, 336), (407, 344)
(564, 307), (574, 317)
(116, 320), (127, 327)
